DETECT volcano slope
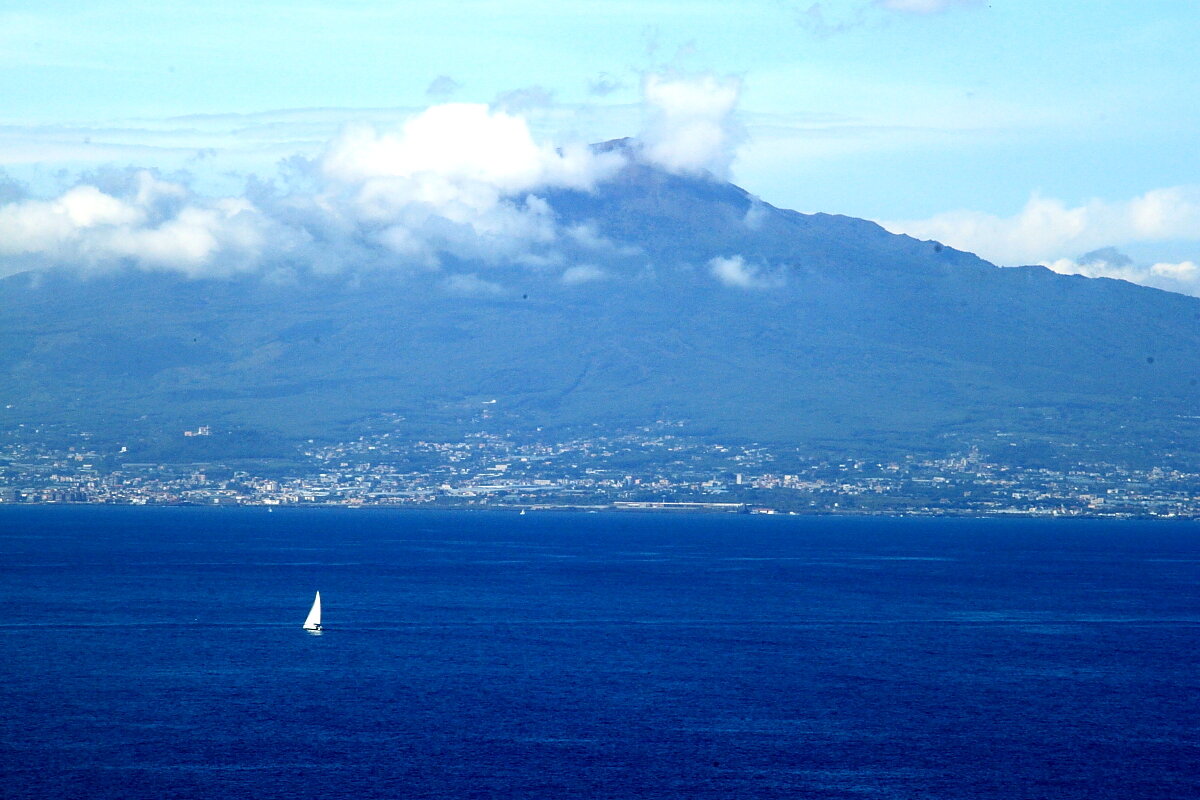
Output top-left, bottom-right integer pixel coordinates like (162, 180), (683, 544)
(3, 146), (1199, 466)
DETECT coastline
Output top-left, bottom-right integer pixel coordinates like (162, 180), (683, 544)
(2, 499), (1196, 520)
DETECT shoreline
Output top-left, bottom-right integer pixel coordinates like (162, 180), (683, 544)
(2, 500), (1196, 521)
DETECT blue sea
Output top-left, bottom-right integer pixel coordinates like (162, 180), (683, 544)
(1, 507), (1197, 799)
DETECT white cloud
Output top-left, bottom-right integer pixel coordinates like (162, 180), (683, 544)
(561, 264), (608, 285)
(0, 101), (644, 280)
(315, 103), (625, 269)
(564, 223), (641, 257)
(707, 254), (781, 289)
(0, 88), (803, 285)
(1151, 260), (1198, 280)
(882, 186), (1200, 267)
(0, 80), (745, 281)
(640, 73), (743, 177)
(97, 200), (268, 275)
(442, 272), (504, 296)
(320, 103), (615, 194)
(743, 198), (769, 230)
(0, 187), (137, 257)
(1044, 249), (1200, 297)
(0, 172), (277, 276)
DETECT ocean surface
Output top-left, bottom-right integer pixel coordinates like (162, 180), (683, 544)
(1, 507), (1197, 799)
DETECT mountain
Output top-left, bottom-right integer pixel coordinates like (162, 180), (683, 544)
(3, 142), (1200, 467)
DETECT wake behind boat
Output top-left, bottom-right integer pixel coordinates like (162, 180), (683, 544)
(303, 591), (322, 631)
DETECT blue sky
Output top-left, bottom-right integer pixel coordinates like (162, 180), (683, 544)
(2, 0), (1199, 292)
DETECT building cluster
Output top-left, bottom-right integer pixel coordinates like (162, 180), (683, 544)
(2, 423), (1199, 517)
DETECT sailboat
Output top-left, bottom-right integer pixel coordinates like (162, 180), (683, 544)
(302, 591), (322, 631)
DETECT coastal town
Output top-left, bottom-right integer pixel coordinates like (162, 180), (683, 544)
(3, 420), (1199, 518)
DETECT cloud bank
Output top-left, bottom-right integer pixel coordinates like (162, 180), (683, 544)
(883, 187), (1200, 262)
(1042, 247), (1200, 296)
(0, 72), (760, 284)
(0, 171), (281, 277)
(0, 102), (635, 281)
(2, 73), (1196, 301)
(883, 186), (1200, 295)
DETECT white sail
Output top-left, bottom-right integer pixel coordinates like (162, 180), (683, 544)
(302, 591), (322, 630)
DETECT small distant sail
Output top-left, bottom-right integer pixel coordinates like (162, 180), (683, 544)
(303, 591), (322, 631)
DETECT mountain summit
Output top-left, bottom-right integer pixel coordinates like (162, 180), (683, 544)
(3, 145), (1199, 465)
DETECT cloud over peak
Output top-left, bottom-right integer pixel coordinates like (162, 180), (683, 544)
(640, 73), (743, 178)
(319, 103), (610, 194)
(0, 101), (640, 281)
(310, 103), (626, 270)
(0, 70), (758, 284)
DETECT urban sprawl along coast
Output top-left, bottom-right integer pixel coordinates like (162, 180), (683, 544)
(3, 419), (1200, 518)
